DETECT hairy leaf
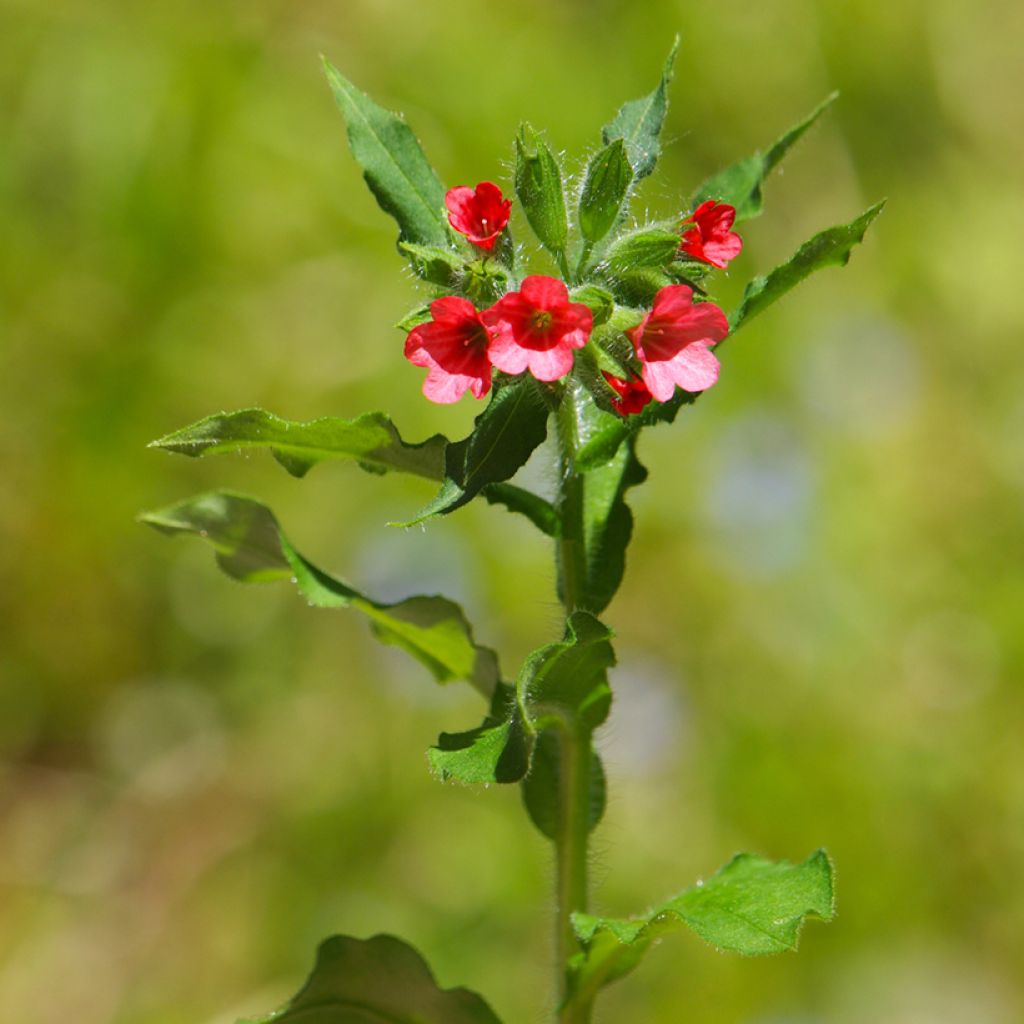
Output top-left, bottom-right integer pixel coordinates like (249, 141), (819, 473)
(515, 123), (569, 262)
(605, 227), (680, 275)
(729, 201), (885, 332)
(242, 933), (503, 1024)
(140, 492), (499, 695)
(324, 61), (449, 247)
(402, 378), (550, 524)
(691, 92), (838, 222)
(521, 729), (606, 840)
(399, 241), (464, 287)
(601, 37), (679, 180)
(568, 851), (835, 1004)
(150, 408), (447, 480)
(579, 139), (633, 244)
(570, 284), (616, 327)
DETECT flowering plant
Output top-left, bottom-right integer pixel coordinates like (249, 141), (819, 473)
(142, 41), (881, 1024)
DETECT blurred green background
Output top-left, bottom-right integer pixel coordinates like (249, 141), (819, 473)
(2, 0), (1023, 1021)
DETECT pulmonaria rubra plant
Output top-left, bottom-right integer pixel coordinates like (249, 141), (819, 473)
(142, 42), (882, 1024)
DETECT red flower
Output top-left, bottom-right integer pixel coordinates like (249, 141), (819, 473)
(602, 371), (653, 416)
(404, 296), (495, 404)
(626, 285), (729, 402)
(483, 276), (592, 382)
(445, 182), (511, 252)
(680, 200), (743, 269)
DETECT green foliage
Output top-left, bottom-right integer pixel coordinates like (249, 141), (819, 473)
(402, 377), (551, 524)
(400, 241), (465, 287)
(514, 123), (569, 265)
(140, 492), (500, 695)
(578, 139), (633, 245)
(521, 729), (606, 840)
(242, 934), (503, 1024)
(692, 92), (838, 222)
(323, 61), (449, 247)
(604, 226), (681, 275)
(482, 483), (561, 537)
(730, 200), (886, 332)
(601, 37), (679, 180)
(150, 408), (447, 480)
(567, 851), (835, 1004)
(570, 284), (616, 326)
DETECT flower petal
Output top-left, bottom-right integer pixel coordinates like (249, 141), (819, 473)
(520, 275), (570, 310)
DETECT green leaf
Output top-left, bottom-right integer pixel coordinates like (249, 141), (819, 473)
(242, 933), (503, 1024)
(521, 728), (606, 840)
(429, 684), (530, 785)
(601, 37), (679, 181)
(691, 92), (838, 222)
(514, 123), (569, 263)
(396, 304), (433, 333)
(399, 242), (464, 287)
(140, 492), (499, 696)
(604, 227), (680, 275)
(568, 851), (835, 1004)
(570, 284), (616, 327)
(482, 482), (561, 537)
(578, 139), (633, 244)
(150, 408), (447, 481)
(729, 201), (885, 333)
(401, 378), (550, 524)
(323, 60), (449, 246)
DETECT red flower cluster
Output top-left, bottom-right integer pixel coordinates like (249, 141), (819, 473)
(680, 200), (743, 269)
(404, 276), (593, 404)
(446, 182), (511, 252)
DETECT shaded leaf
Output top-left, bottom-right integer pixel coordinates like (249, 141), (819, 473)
(515, 123), (569, 262)
(578, 139), (633, 244)
(568, 851), (835, 1005)
(150, 408), (446, 481)
(729, 201), (885, 332)
(482, 482), (561, 537)
(692, 92), (838, 222)
(140, 492), (499, 696)
(242, 933), (503, 1024)
(400, 241), (464, 287)
(601, 37), (679, 180)
(401, 378), (550, 524)
(521, 729), (606, 840)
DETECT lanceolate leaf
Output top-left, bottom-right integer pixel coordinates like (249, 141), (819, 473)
(324, 61), (449, 247)
(150, 408), (447, 480)
(140, 492), (499, 696)
(568, 851), (835, 1005)
(578, 139), (633, 244)
(402, 378), (550, 524)
(515, 123), (569, 262)
(729, 200), (885, 333)
(243, 934), (503, 1024)
(482, 482), (561, 537)
(601, 37), (679, 180)
(692, 92), (838, 222)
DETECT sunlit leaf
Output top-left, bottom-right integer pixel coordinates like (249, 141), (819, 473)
(578, 139), (633, 244)
(140, 492), (499, 696)
(604, 226), (680, 275)
(242, 933), (503, 1024)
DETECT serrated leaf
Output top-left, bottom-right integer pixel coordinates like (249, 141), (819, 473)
(601, 37), (679, 180)
(605, 227), (680, 275)
(140, 492), (499, 696)
(242, 933), (503, 1024)
(692, 92), (838, 223)
(324, 60), (449, 246)
(729, 200), (885, 333)
(401, 378), (550, 525)
(578, 139), (633, 244)
(429, 684), (530, 785)
(567, 851), (835, 1005)
(514, 123), (569, 263)
(521, 728), (606, 840)
(150, 408), (447, 480)
(400, 241), (464, 287)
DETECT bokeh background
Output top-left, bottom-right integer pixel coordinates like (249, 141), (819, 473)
(2, 0), (1023, 1021)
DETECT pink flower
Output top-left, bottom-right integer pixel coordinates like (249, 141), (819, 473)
(680, 200), (743, 269)
(483, 276), (592, 382)
(602, 371), (654, 416)
(626, 285), (729, 402)
(404, 296), (495, 404)
(445, 182), (512, 252)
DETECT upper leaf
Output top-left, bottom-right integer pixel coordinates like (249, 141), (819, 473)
(691, 92), (838, 222)
(578, 139), (633, 245)
(567, 850), (835, 1005)
(242, 933), (503, 1024)
(140, 491), (499, 696)
(729, 200), (885, 333)
(601, 37), (679, 181)
(324, 60), (449, 247)
(150, 408), (447, 480)
(401, 377), (551, 524)
(514, 123), (569, 263)
(604, 226), (681, 276)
